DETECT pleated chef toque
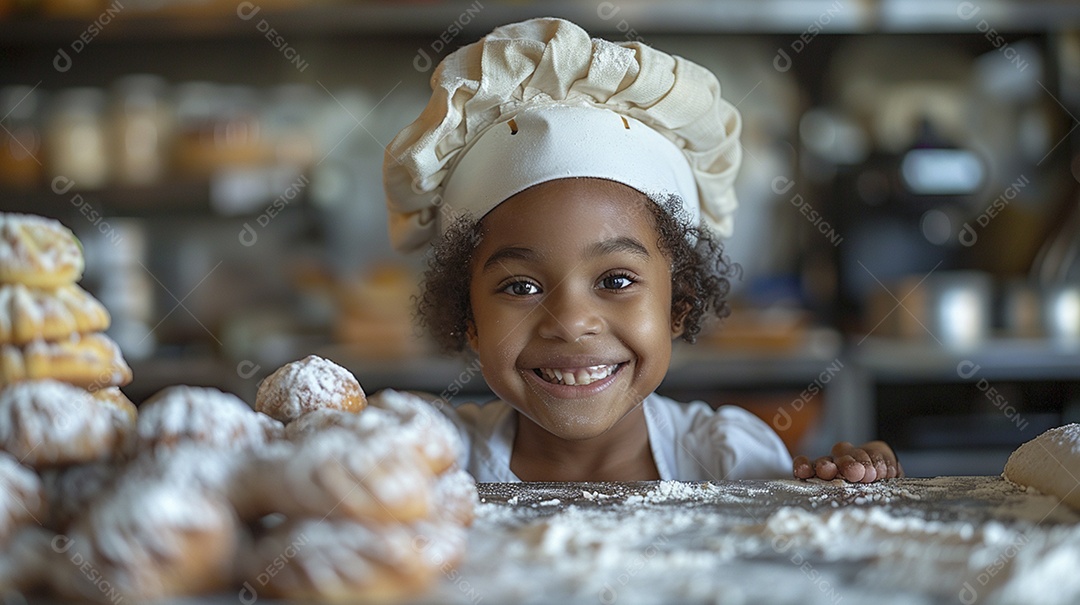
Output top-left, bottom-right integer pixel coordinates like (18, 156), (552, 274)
(383, 17), (743, 253)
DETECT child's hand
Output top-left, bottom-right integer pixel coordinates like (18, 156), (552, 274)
(792, 441), (903, 483)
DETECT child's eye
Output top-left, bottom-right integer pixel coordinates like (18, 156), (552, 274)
(501, 281), (541, 296)
(599, 273), (635, 290)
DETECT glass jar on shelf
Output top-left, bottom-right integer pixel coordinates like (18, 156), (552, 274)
(0, 85), (44, 189)
(264, 84), (320, 170)
(45, 87), (110, 190)
(173, 82), (264, 178)
(108, 74), (174, 187)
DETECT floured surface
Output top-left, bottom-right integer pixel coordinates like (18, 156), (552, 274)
(414, 477), (1080, 605)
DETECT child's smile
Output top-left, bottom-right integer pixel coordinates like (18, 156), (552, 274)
(533, 363), (621, 387)
(467, 178), (682, 452)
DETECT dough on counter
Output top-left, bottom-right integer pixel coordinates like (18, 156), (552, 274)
(1004, 423), (1080, 510)
(256, 354), (366, 424)
(0, 213), (84, 288)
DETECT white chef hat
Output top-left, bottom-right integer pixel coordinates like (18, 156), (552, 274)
(383, 17), (742, 253)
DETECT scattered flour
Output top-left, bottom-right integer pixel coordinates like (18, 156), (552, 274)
(421, 477), (1080, 605)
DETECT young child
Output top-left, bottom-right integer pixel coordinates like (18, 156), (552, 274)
(384, 17), (901, 483)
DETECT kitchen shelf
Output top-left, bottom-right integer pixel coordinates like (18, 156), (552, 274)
(0, 0), (1075, 44)
(852, 337), (1080, 382)
(665, 327), (844, 389)
(0, 169), (310, 219)
(2, 180), (218, 217)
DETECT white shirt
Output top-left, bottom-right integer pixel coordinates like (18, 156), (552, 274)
(437, 393), (793, 482)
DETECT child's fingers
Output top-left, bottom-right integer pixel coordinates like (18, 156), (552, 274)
(850, 448), (880, 483)
(863, 441), (901, 479)
(881, 454), (897, 479)
(814, 456), (839, 480)
(835, 454), (868, 482)
(792, 455), (815, 479)
(868, 451), (889, 480)
(830, 441), (854, 457)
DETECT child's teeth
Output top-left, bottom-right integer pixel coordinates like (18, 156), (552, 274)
(537, 364), (617, 386)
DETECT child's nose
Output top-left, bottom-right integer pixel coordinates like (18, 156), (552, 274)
(537, 286), (603, 342)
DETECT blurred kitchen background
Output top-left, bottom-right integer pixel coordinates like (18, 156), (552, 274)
(2, 0), (1079, 475)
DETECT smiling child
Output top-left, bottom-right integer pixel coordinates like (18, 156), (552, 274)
(384, 18), (901, 483)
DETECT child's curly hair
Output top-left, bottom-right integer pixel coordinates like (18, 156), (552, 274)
(416, 192), (740, 353)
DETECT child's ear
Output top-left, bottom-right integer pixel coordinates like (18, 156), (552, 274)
(465, 320), (480, 352)
(671, 304), (689, 339)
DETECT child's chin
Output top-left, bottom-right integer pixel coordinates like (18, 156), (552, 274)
(539, 418), (619, 442)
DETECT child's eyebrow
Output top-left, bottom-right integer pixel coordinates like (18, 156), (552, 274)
(482, 246), (538, 272)
(586, 236), (650, 260)
(480, 237), (650, 273)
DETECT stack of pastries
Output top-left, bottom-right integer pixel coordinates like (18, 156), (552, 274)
(0, 214), (478, 603)
(0, 212), (133, 392)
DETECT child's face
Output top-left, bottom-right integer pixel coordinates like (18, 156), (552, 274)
(467, 178), (682, 441)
